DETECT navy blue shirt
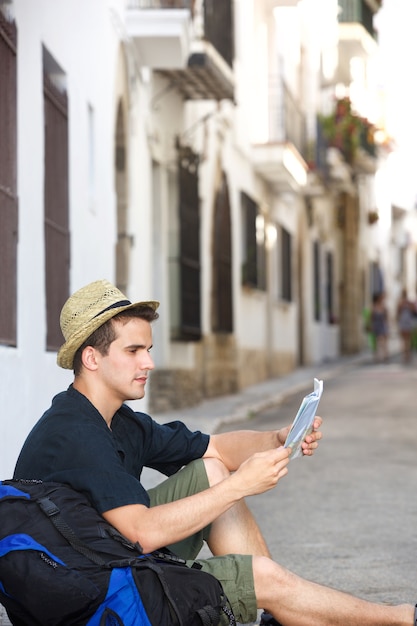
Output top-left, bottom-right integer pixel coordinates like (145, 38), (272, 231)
(14, 385), (209, 513)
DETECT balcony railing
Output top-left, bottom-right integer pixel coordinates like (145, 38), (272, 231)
(268, 77), (307, 158)
(338, 0), (378, 40)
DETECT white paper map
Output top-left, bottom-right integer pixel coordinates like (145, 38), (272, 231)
(284, 378), (323, 460)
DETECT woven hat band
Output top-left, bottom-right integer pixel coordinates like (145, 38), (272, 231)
(93, 299), (131, 319)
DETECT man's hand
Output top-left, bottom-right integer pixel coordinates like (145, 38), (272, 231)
(277, 416), (323, 456)
(206, 417), (323, 472)
(231, 446), (291, 497)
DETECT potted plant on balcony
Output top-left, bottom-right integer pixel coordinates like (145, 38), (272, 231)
(319, 97), (376, 164)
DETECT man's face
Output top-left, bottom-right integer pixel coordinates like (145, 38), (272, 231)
(96, 317), (155, 404)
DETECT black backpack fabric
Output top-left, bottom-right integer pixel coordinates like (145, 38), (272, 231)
(0, 479), (236, 626)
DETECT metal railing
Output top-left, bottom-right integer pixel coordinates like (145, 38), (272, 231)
(268, 77), (307, 158)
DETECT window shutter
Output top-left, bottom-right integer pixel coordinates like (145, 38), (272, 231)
(213, 174), (233, 332)
(43, 72), (70, 351)
(241, 192), (257, 288)
(178, 145), (201, 339)
(0, 12), (18, 346)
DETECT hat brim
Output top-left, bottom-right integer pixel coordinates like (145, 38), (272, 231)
(57, 299), (159, 370)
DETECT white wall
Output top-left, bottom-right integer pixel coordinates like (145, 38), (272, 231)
(0, 0), (138, 478)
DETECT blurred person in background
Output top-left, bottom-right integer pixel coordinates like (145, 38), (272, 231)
(396, 288), (415, 364)
(371, 291), (389, 363)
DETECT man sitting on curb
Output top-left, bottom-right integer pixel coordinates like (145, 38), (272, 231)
(14, 280), (417, 626)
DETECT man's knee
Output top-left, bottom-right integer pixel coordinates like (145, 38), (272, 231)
(203, 457), (230, 486)
(252, 556), (295, 607)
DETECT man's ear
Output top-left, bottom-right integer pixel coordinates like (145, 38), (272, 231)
(81, 346), (99, 371)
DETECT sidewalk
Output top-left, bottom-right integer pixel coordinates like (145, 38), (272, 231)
(150, 350), (374, 436)
(151, 328), (403, 437)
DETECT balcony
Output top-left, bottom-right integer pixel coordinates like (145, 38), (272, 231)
(125, 1), (192, 68)
(252, 143), (307, 191)
(336, 0), (380, 85)
(252, 78), (308, 191)
(314, 97), (377, 183)
(125, 0), (234, 101)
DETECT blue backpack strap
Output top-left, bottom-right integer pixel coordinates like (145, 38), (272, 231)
(0, 482), (31, 499)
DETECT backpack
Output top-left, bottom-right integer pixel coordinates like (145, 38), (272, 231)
(0, 479), (236, 626)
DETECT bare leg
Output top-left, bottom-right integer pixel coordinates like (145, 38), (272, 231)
(204, 457), (271, 556)
(204, 459), (415, 626)
(254, 556), (414, 626)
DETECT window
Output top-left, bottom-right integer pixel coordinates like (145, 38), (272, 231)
(212, 173), (233, 332)
(325, 251), (335, 323)
(0, 11), (18, 346)
(313, 241), (321, 321)
(43, 47), (70, 351)
(170, 144), (201, 340)
(370, 261), (384, 297)
(241, 192), (266, 291)
(204, 0), (234, 67)
(115, 101), (129, 295)
(280, 226), (292, 302)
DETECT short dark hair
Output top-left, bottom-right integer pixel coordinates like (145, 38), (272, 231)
(73, 305), (159, 375)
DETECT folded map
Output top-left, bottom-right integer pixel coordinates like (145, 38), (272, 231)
(284, 378), (323, 459)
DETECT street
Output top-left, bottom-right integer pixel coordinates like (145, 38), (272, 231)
(217, 358), (417, 607)
(1, 357), (416, 625)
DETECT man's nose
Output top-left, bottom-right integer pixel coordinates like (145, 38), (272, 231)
(142, 351), (155, 370)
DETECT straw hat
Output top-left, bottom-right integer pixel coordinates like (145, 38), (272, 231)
(57, 279), (159, 369)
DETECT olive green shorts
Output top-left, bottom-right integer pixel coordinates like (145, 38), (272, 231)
(147, 459), (257, 624)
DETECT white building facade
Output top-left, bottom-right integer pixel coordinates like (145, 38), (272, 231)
(0, 0), (389, 478)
